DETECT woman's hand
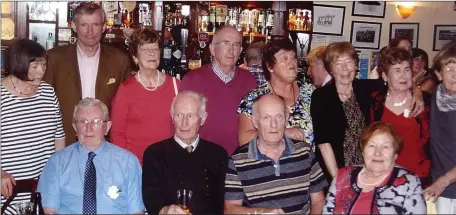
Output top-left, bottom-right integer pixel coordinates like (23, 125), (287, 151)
(411, 88), (424, 117)
(424, 175), (451, 202)
(1, 170), (16, 198)
(285, 128), (305, 141)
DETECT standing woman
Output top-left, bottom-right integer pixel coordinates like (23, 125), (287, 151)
(1, 39), (65, 214)
(424, 41), (456, 214)
(412, 48), (438, 94)
(111, 28), (179, 164)
(370, 47), (431, 185)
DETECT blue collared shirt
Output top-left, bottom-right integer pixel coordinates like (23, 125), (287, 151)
(37, 141), (145, 214)
(212, 63), (235, 84)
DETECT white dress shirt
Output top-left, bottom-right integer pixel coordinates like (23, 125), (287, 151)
(322, 75), (332, 86)
(77, 43), (100, 98)
(174, 135), (200, 152)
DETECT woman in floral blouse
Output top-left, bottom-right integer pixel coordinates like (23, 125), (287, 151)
(322, 122), (426, 214)
(237, 39), (315, 146)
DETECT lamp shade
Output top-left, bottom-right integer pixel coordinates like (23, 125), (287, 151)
(396, 4), (416, 19)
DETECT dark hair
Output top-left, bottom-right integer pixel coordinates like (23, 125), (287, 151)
(360, 121), (403, 154)
(245, 42), (265, 66)
(388, 36), (412, 49)
(412, 48), (429, 71)
(8, 39), (46, 81)
(323, 42), (359, 74)
(129, 27), (162, 57)
(377, 47), (412, 77)
(73, 2), (106, 24)
(433, 40), (456, 73)
(262, 39), (296, 81)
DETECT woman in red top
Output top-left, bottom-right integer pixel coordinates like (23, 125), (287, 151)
(370, 47), (430, 186)
(111, 28), (179, 164)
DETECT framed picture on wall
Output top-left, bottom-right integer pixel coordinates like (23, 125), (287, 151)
(352, 1), (386, 18)
(350, 21), (382, 50)
(433, 25), (456, 51)
(312, 4), (346, 36)
(389, 23), (420, 48)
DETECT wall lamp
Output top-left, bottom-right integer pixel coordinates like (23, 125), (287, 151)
(395, 2), (416, 19)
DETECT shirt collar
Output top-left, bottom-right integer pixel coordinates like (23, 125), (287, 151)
(212, 63), (235, 83)
(76, 42), (100, 58)
(322, 75), (332, 86)
(77, 141), (107, 157)
(174, 135), (200, 152)
(247, 136), (294, 160)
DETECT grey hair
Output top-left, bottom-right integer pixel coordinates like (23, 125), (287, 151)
(251, 94), (288, 117)
(212, 25), (242, 44)
(73, 97), (110, 122)
(73, 2), (107, 24)
(170, 91), (208, 118)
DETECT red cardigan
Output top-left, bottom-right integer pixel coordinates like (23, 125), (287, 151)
(110, 75), (179, 164)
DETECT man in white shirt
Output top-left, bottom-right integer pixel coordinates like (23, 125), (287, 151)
(44, 2), (131, 145)
(306, 46), (332, 87)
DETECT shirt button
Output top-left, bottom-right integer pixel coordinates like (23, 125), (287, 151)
(207, 193), (210, 196)
(274, 164), (277, 168)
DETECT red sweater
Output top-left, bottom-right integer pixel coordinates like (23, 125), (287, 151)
(110, 75), (179, 164)
(180, 64), (256, 155)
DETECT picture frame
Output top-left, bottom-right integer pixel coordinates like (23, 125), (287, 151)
(389, 23), (420, 48)
(352, 1), (386, 18)
(312, 4), (346, 36)
(350, 21), (382, 50)
(433, 25), (456, 51)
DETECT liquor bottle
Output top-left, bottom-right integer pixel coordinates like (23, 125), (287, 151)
(199, 4), (209, 32)
(249, 9), (259, 34)
(266, 8), (274, 28)
(208, 6), (216, 32)
(216, 5), (227, 29)
(258, 10), (265, 35)
(163, 40), (172, 69)
(46, 33), (55, 50)
(241, 9), (250, 34)
(172, 41), (182, 67)
(235, 7), (242, 31)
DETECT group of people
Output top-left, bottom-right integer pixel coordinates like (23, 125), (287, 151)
(2, 2), (456, 214)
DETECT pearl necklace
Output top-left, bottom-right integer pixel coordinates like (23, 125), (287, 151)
(357, 167), (390, 186)
(137, 70), (160, 91)
(10, 77), (37, 96)
(387, 92), (408, 107)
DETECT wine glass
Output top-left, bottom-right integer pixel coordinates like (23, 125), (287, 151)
(177, 189), (192, 214)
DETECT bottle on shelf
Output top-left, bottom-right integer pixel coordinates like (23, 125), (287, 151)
(208, 6), (216, 32)
(258, 9), (265, 35)
(215, 5), (227, 30)
(46, 33), (55, 50)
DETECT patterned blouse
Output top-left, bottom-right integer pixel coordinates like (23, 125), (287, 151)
(237, 82), (316, 146)
(322, 166), (426, 215)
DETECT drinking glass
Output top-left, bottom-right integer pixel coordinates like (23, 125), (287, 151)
(14, 202), (34, 215)
(177, 189), (192, 214)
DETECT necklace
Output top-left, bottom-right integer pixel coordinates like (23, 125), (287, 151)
(10, 77), (36, 96)
(269, 82), (297, 109)
(137, 70), (160, 91)
(357, 167), (390, 186)
(387, 92), (408, 107)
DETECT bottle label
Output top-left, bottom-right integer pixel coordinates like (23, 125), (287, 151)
(173, 49), (182, 59)
(267, 14), (274, 27)
(163, 48), (172, 59)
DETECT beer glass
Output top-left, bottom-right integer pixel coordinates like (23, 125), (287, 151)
(177, 189), (192, 214)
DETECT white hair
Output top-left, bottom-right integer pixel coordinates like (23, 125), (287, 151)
(73, 97), (110, 121)
(170, 91), (208, 118)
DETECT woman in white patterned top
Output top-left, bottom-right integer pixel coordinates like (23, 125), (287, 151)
(1, 39), (65, 214)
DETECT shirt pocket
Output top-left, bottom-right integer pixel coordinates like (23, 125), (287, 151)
(103, 178), (128, 210)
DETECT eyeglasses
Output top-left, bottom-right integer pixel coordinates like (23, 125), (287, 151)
(213, 41), (243, 50)
(75, 119), (108, 128)
(443, 67), (456, 74)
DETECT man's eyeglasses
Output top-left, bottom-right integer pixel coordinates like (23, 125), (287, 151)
(74, 119), (108, 128)
(213, 41), (243, 50)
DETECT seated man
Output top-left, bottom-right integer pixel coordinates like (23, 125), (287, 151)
(142, 90), (228, 215)
(37, 98), (144, 214)
(225, 94), (328, 214)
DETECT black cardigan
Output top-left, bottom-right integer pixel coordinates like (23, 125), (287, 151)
(142, 138), (228, 215)
(310, 79), (383, 169)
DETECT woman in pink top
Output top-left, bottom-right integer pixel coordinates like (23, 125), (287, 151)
(111, 28), (178, 164)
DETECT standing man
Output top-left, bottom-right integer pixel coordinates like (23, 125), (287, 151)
(142, 91), (228, 215)
(44, 2), (131, 146)
(37, 98), (144, 214)
(306, 46), (331, 87)
(180, 25), (257, 155)
(240, 41), (266, 86)
(225, 94), (327, 214)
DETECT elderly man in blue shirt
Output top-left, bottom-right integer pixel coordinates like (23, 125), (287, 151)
(37, 98), (145, 214)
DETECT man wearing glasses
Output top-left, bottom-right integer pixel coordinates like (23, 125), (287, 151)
(180, 25), (257, 155)
(37, 98), (145, 214)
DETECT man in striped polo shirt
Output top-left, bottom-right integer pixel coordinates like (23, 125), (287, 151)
(225, 94), (328, 214)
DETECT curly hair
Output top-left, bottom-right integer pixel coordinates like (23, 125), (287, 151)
(377, 47), (412, 77)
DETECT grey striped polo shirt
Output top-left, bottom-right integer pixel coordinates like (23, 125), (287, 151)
(225, 136), (328, 214)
